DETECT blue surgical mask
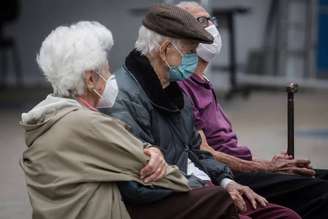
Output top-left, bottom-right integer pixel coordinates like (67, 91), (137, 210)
(163, 43), (198, 81)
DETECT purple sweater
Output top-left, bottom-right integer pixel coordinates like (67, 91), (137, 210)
(178, 74), (252, 161)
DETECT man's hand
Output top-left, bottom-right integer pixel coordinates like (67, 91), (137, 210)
(225, 182), (268, 212)
(272, 152), (293, 160)
(140, 147), (167, 183)
(269, 155), (316, 176)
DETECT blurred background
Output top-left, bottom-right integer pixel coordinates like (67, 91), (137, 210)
(0, 0), (327, 218)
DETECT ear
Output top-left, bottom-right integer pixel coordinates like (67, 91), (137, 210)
(158, 40), (171, 61)
(84, 70), (98, 91)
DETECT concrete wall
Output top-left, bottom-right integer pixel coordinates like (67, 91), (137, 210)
(5, 0), (161, 85)
(4, 0), (296, 88)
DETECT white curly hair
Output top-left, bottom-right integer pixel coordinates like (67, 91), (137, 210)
(37, 21), (113, 97)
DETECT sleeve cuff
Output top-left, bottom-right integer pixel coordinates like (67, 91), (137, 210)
(143, 143), (153, 149)
(220, 178), (234, 189)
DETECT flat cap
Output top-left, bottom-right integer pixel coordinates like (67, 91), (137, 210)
(143, 4), (214, 44)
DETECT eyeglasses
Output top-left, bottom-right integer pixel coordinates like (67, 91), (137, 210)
(196, 16), (218, 27)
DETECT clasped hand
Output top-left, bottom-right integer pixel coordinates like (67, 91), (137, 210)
(269, 153), (316, 176)
(140, 147), (167, 183)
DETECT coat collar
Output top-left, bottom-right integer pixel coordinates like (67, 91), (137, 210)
(124, 49), (184, 113)
(189, 74), (212, 90)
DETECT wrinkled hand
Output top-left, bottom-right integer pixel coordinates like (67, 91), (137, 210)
(226, 182), (268, 212)
(270, 154), (315, 176)
(140, 147), (167, 183)
(272, 152), (293, 160)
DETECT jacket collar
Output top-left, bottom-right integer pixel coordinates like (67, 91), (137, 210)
(124, 49), (184, 113)
(190, 74), (212, 90)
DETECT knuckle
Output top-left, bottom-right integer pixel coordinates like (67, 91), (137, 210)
(148, 166), (154, 172)
(156, 167), (162, 174)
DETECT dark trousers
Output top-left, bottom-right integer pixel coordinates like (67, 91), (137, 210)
(234, 169), (328, 219)
(126, 186), (239, 219)
(126, 185), (301, 219)
(315, 169), (328, 180)
(241, 201), (300, 219)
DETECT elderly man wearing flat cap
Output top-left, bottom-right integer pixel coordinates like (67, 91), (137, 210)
(102, 4), (299, 219)
(99, 4), (239, 219)
(100, 4), (302, 219)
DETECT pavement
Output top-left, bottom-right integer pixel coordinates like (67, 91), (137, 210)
(0, 89), (327, 218)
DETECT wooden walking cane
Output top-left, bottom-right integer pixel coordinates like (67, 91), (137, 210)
(286, 83), (298, 157)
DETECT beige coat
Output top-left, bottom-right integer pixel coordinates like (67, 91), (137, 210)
(20, 95), (189, 219)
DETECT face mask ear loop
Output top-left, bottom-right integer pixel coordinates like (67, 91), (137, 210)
(91, 70), (106, 99)
(98, 74), (107, 82)
(159, 40), (174, 69)
(92, 88), (102, 98)
(171, 42), (184, 56)
(94, 68), (109, 83)
(171, 42), (186, 72)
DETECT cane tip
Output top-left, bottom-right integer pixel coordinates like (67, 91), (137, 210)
(287, 82), (298, 93)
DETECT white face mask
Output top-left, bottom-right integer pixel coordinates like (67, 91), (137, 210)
(96, 75), (119, 108)
(196, 25), (222, 62)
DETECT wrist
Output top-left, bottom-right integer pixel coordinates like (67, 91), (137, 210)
(147, 146), (163, 155)
(220, 178), (235, 189)
(236, 159), (259, 172)
(254, 160), (273, 172)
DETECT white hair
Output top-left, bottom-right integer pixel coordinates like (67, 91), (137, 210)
(37, 21), (113, 97)
(135, 25), (168, 55)
(135, 25), (185, 56)
(176, 1), (202, 10)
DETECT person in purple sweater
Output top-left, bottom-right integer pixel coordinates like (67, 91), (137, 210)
(177, 2), (328, 219)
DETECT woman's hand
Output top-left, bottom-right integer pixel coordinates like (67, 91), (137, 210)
(140, 147), (167, 183)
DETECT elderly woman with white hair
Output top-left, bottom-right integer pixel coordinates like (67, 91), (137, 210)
(19, 19), (240, 219)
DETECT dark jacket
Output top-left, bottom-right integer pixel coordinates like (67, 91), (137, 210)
(101, 50), (233, 204)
